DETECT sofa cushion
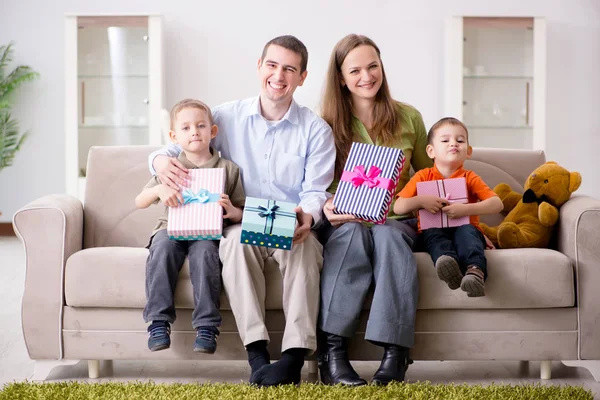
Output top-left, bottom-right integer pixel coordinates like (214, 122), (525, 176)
(65, 246), (574, 310)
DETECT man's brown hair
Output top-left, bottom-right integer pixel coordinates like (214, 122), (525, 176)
(260, 35), (309, 73)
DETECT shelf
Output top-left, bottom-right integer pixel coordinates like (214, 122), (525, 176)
(79, 125), (148, 129)
(78, 74), (148, 78)
(468, 125), (532, 130)
(464, 75), (533, 80)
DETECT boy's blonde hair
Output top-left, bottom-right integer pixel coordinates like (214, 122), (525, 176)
(170, 98), (213, 130)
(427, 117), (469, 144)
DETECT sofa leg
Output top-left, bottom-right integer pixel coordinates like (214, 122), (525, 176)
(88, 360), (100, 379)
(306, 360), (318, 375)
(540, 361), (552, 379)
(562, 360), (600, 382)
(31, 360), (80, 381)
(104, 360), (113, 377)
(518, 360), (529, 376)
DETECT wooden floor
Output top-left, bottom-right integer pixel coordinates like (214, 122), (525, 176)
(1, 236), (598, 398)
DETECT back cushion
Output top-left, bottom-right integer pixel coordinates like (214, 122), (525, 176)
(83, 146), (546, 248)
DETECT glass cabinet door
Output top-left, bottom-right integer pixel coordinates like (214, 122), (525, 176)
(77, 17), (149, 178)
(65, 15), (164, 199)
(462, 17), (534, 149)
(444, 16), (546, 150)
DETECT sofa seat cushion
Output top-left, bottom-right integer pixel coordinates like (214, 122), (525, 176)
(415, 248), (574, 309)
(64, 247), (574, 310)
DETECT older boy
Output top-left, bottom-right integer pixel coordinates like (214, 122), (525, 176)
(136, 99), (245, 354)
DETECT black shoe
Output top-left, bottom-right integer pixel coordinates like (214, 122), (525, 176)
(371, 344), (411, 385)
(317, 331), (367, 386)
(147, 321), (171, 352)
(194, 326), (219, 354)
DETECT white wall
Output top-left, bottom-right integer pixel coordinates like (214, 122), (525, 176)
(1, 0), (599, 221)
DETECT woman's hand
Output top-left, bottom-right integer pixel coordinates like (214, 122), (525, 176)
(154, 155), (189, 190)
(323, 198), (359, 227)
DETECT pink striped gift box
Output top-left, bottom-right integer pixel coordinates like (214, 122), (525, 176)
(416, 177), (470, 230)
(167, 168), (225, 240)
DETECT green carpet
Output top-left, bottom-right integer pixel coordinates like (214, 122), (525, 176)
(0, 381), (593, 400)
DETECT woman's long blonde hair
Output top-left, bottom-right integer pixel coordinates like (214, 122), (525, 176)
(322, 34), (403, 179)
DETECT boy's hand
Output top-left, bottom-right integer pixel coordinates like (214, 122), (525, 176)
(420, 195), (449, 214)
(442, 202), (469, 219)
(323, 198), (359, 227)
(155, 155), (190, 190)
(157, 185), (183, 207)
(484, 234), (496, 250)
(293, 206), (313, 244)
(219, 194), (243, 223)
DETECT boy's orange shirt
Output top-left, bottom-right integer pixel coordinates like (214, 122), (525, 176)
(397, 164), (496, 232)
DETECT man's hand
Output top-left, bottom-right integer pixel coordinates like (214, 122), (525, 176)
(293, 206), (313, 244)
(323, 198), (359, 227)
(154, 155), (189, 190)
(420, 195), (449, 214)
(157, 184), (183, 207)
(219, 194), (243, 223)
(442, 202), (470, 219)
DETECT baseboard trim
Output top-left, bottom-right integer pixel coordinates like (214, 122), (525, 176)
(0, 223), (15, 236)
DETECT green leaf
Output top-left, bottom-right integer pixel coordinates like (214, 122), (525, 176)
(0, 111), (28, 169)
(0, 42), (38, 172)
(0, 43), (14, 82)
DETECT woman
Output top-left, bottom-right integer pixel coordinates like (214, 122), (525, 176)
(317, 34), (432, 386)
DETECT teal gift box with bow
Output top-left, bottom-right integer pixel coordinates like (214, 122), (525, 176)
(167, 168), (225, 240)
(240, 197), (297, 250)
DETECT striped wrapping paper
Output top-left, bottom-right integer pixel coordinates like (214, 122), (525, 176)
(332, 142), (405, 224)
(416, 177), (470, 230)
(167, 168), (225, 240)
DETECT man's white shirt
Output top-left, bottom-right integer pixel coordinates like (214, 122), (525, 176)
(149, 96), (335, 225)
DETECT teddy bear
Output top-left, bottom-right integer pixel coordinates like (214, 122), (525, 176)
(480, 161), (582, 249)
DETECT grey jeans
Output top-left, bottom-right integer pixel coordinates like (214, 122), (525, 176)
(318, 218), (419, 347)
(143, 229), (222, 328)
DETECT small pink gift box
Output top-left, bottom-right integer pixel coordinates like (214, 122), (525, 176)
(416, 177), (470, 230)
(167, 168), (225, 240)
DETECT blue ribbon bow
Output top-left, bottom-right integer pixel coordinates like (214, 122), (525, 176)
(246, 201), (296, 235)
(182, 188), (220, 205)
(258, 205), (280, 219)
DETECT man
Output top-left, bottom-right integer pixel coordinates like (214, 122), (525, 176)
(148, 35), (335, 386)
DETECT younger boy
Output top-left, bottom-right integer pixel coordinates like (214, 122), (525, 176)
(135, 99), (245, 353)
(394, 117), (502, 297)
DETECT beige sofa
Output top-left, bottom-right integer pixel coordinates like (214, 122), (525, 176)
(13, 146), (600, 382)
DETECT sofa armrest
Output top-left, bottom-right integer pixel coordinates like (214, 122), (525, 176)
(12, 194), (83, 360)
(557, 195), (600, 360)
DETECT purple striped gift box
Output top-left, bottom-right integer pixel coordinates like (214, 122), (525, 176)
(167, 168), (225, 240)
(332, 143), (405, 224)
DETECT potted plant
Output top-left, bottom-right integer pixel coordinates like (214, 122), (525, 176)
(0, 42), (39, 172)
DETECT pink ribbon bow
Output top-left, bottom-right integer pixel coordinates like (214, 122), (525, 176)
(351, 165), (382, 188)
(341, 165), (396, 191)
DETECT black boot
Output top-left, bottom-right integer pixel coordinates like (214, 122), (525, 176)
(317, 331), (367, 386)
(372, 344), (411, 385)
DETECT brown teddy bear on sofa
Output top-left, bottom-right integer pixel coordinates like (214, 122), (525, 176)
(481, 161), (582, 249)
